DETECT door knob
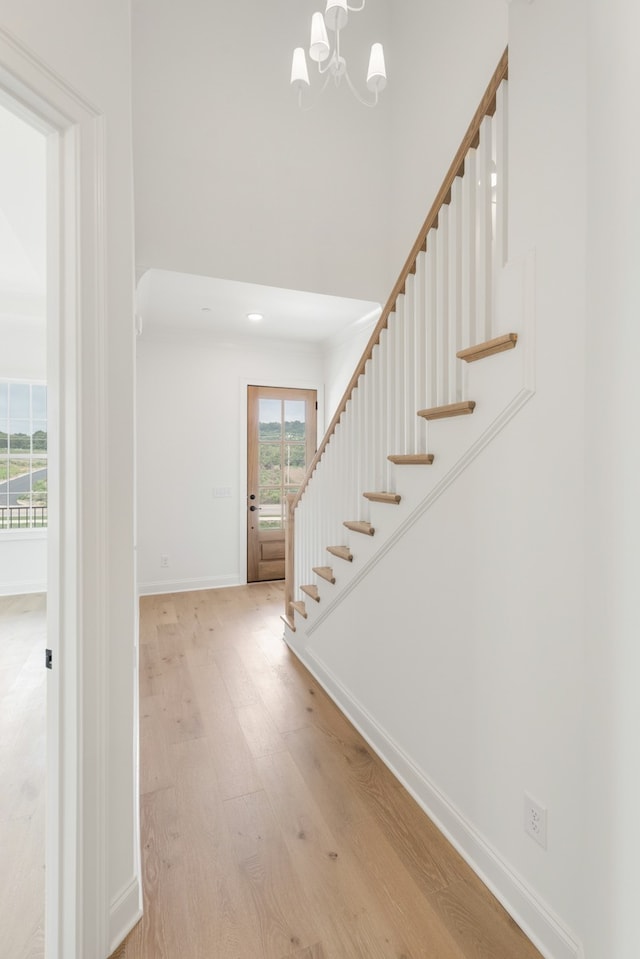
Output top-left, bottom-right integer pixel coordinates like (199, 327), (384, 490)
(249, 505), (258, 511)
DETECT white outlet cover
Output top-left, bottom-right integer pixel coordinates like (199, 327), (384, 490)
(524, 793), (547, 849)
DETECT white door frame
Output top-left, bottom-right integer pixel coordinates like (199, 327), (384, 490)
(0, 28), (110, 959)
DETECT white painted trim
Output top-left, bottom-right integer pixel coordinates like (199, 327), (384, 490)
(108, 877), (142, 956)
(286, 640), (582, 959)
(0, 25), (139, 959)
(138, 574), (241, 596)
(0, 579), (47, 596)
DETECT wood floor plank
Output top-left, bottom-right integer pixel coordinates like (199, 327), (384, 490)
(430, 878), (541, 959)
(118, 584), (543, 959)
(188, 655), (263, 801)
(214, 643), (261, 708)
(222, 788), (321, 959)
(236, 700), (289, 759)
(139, 694), (174, 796)
(151, 651), (205, 745)
(256, 750), (427, 959)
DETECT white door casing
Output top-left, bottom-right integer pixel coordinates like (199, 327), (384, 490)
(0, 26), (136, 959)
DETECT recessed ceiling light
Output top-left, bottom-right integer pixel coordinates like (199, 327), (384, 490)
(247, 312), (263, 322)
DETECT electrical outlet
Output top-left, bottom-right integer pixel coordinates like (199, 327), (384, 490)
(524, 793), (547, 848)
(160, 554), (169, 568)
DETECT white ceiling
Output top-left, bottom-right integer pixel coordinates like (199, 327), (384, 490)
(136, 268), (381, 346)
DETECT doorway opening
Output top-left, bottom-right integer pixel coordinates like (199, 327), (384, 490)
(0, 98), (48, 958)
(247, 385), (317, 582)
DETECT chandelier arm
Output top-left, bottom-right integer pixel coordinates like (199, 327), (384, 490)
(318, 51), (335, 75)
(347, 1), (366, 11)
(298, 71), (332, 111)
(344, 67), (378, 107)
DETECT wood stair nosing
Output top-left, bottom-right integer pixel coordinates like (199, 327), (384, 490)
(326, 545), (353, 563)
(343, 520), (375, 536)
(456, 332), (518, 363)
(387, 453), (435, 465)
(280, 613), (296, 633)
(313, 566), (336, 584)
(417, 400), (476, 421)
(362, 491), (402, 505)
(291, 600), (308, 619)
(300, 584), (320, 603)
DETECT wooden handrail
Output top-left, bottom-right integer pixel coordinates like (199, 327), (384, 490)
(292, 47), (508, 510)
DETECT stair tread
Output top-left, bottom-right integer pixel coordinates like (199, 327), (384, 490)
(363, 491), (401, 505)
(300, 584), (320, 603)
(388, 453), (435, 465)
(313, 566), (336, 584)
(344, 521), (375, 536)
(457, 332), (518, 363)
(418, 400), (476, 420)
(327, 545), (353, 562)
(280, 613), (296, 633)
(291, 600), (308, 619)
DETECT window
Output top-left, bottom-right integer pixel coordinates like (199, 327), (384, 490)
(0, 382), (47, 529)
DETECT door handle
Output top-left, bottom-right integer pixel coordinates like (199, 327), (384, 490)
(249, 505), (258, 511)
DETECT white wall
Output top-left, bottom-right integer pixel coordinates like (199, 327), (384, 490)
(322, 311), (379, 421)
(586, 1), (640, 956)
(0, 3), (138, 955)
(137, 331), (325, 592)
(132, 0), (393, 304)
(297, 1), (595, 955)
(388, 0), (508, 281)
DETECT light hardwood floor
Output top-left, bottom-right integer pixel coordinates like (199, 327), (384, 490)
(0, 592), (46, 959)
(119, 583), (543, 959)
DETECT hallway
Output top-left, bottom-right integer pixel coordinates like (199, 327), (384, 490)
(118, 583), (542, 959)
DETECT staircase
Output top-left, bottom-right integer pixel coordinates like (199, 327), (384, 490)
(282, 49), (532, 635)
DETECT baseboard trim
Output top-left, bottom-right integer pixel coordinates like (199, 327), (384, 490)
(108, 875), (142, 956)
(137, 574), (241, 596)
(286, 639), (582, 959)
(0, 580), (47, 596)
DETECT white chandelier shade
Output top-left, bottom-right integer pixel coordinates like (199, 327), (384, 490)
(366, 42), (387, 92)
(309, 11), (330, 63)
(291, 47), (310, 88)
(290, 0), (387, 107)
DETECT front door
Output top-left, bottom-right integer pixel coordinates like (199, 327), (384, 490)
(247, 385), (317, 582)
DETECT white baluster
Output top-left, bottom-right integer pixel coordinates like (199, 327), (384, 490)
(425, 229), (438, 410)
(476, 114), (493, 343)
(436, 207), (449, 406)
(414, 252), (427, 451)
(378, 328), (390, 487)
(494, 78), (508, 271)
(370, 343), (382, 490)
(461, 148), (477, 354)
(403, 275), (416, 454)
(449, 176), (463, 402)
(344, 395), (356, 523)
(395, 295), (405, 455)
(386, 311), (397, 464)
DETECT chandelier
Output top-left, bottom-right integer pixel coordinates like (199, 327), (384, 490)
(290, 0), (387, 108)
